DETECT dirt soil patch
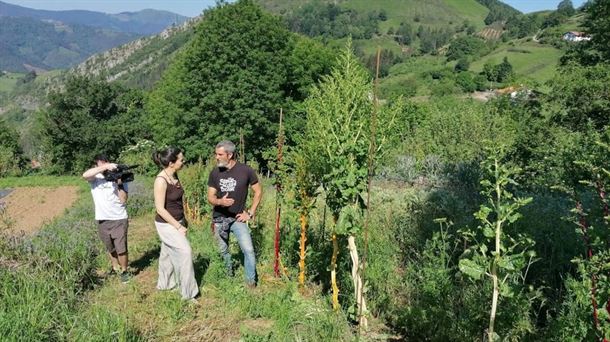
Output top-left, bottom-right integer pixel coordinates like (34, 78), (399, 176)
(1, 186), (79, 234)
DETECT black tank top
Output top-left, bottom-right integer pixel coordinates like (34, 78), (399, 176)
(155, 177), (184, 223)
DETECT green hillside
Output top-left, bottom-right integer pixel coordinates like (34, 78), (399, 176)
(258, 0), (488, 26)
(343, 0), (489, 30)
(0, 72), (24, 93)
(470, 40), (563, 83)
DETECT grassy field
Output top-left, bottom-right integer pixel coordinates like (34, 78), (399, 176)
(342, 0), (488, 31)
(331, 36), (403, 56)
(0, 72), (24, 93)
(380, 55), (449, 97)
(0, 175), (84, 188)
(470, 40), (563, 83)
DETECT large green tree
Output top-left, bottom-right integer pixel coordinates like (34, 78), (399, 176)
(583, 0), (610, 62)
(39, 76), (147, 173)
(147, 0), (333, 161)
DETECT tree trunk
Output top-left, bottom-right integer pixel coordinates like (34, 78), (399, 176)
(347, 235), (368, 328)
(331, 232), (340, 310)
(298, 213), (307, 287)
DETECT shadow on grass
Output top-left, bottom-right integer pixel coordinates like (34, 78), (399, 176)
(194, 254), (210, 285)
(131, 246), (160, 275)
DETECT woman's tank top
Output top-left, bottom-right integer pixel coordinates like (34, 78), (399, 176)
(155, 177), (184, 223)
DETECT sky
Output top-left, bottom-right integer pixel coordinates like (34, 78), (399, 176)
(1, 0), (590, 17)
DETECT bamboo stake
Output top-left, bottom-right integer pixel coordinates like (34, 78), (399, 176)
(331, 232), (340, 310)
(274, 108), (284, 277)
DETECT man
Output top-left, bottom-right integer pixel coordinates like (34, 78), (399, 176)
(207, 140), (262, 288)
(83, 154), (131, 283)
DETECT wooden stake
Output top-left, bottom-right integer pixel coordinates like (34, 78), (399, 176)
(274, 108), (285, 277)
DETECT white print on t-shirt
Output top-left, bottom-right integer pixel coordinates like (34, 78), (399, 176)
(220, 177), (237, 193)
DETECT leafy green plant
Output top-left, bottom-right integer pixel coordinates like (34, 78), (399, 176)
(459, 143), (535, 340)
(299, 40), (405, 327)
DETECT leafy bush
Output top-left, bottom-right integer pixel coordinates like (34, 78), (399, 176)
(39, 75), (148, 174)
(0, 119), (25, 176)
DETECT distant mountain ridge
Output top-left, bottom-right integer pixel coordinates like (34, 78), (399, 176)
(0, 16), (140, 72)
(0, 1), (191, 72)
(0, 1), (189, 35)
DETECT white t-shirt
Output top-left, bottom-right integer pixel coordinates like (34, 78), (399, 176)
(89, 174), (128, 220)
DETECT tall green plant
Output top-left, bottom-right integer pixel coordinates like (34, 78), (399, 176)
(459, 144), (535, 341)
(300, 40), (404, 326)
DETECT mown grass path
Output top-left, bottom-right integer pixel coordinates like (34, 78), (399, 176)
(85, 211), (352, 341)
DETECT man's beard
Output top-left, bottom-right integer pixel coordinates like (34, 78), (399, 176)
(217, 160), (228, 168)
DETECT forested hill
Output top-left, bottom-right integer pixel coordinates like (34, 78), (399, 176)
(0, 0), (190, 72)
(0, 16), (140, 72)
(0, 1), (189, 35)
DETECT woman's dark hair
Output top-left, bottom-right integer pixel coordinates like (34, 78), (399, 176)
(152, 147), (182, 168)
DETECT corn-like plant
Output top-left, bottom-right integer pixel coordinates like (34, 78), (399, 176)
(459, 144), (534, 341)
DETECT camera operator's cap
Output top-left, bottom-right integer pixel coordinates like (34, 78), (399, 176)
(94, 154), (109, 163)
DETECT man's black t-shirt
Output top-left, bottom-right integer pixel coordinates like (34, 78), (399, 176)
(208, 162), (258, 218)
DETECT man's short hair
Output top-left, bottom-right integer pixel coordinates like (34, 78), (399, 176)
(216, 140), (236, 159)
(94, 154), (109, 163)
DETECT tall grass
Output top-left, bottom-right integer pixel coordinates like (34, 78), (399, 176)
(0, 178), (149, 340)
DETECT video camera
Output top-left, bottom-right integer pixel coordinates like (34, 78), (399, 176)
(103, 164), (139, 183)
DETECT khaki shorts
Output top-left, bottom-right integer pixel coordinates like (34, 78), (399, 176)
(97, 218), (129, 254)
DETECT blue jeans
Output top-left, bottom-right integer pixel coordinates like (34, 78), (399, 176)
(214, 219), (257, 284)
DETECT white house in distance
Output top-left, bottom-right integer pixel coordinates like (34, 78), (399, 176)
(563, 31), (591, 42)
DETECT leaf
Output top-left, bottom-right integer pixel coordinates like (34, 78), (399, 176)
(483, 226), (495, 238)
(459, 258), (485, 280)
(499, 281), (514, 298)
(498, 257), (515, 271)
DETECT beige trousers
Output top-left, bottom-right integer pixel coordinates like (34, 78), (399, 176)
(154, 221), (199, 300)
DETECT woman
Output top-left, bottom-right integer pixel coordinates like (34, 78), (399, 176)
(153, 147), (199, 300)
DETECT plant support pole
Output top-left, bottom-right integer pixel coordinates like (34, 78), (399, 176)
(331, 232), (340, 310)
(273, 108), (284, 277)
(298, 211), (307, 286)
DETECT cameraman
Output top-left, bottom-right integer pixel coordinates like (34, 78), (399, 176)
(83, 154), (131, 283)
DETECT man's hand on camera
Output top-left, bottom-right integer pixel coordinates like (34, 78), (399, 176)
(104, 163), (118, 171)
(217, 193), (234, 207)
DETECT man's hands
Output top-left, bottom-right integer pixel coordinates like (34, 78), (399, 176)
(104, 163), (118, 171)
(217, 193), (234, 207)
(177, 225), (188, 236)
(236, 210), (254, 222)
(83, 162), (119, 181)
